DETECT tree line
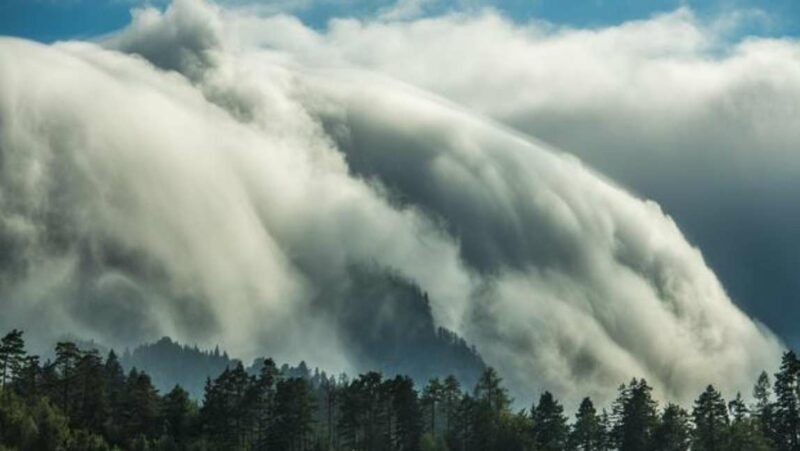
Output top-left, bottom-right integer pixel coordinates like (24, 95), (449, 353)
(2, 328), (800, 450)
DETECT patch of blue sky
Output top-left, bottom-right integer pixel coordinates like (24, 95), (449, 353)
(1, 0), (797, 44)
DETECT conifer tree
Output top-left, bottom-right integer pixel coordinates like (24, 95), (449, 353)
(691, 385), (729, 451)
(728, 392), (771, 451)
(441, 375), (461, 437)
(54, 341), (82, 417)
(569, 397), (603, 451)
(531, 391), (568, 451)
(163, 385), (196, 447)
(74, 350), (110, 434)
(422, 378), (444, 437)
(0, 329), (25, 395)
(122, 369), (162, 444)
(471, 367), (511, 450)
(651, 403), (691, 451)
(774, 351), (800, 451)
(271, 377), (315, 451)
(611, 379), (658, 451)
(753, 370), (776, 444)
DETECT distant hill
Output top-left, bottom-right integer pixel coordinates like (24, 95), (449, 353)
(120, 337), (239, 399)
(113, 266), (485, 399)
(333, 266), (486, 388)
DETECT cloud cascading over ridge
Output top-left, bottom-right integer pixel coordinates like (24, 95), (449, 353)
(239, 5), (800, 343)
(0, 0), (786, 405)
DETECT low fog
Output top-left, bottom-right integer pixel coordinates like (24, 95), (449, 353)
(0, 0), (785, 405)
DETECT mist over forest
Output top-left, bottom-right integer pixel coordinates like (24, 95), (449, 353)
(2, 0), (800, 449)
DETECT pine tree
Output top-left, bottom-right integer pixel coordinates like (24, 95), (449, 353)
(471, 367), (511, 450)
(0, 329), (26, 396)
(728, 392), (771, 451)
(753, 370), (776, 445)
(452, 394), (479, 451)
(13, 355), (40, 398)
(473, 368), (510, 414)
(271, 377), (315, 451)
(103, 349), (127, 444)
(774, 351), (800, 451)
(691, 385), (730, 451)
(570, 397), (603, 451)
(422, 378), (444, 437)
(163, 385), (196, 446)
(74, 350), (110, 434)
(339, 372), (386, 451)
(54, 341), (82, 418)
(597, 408), (613, 451)
(387, 375), (422, 450)
(320, 374), (338, 450)
(254, 357), (280, 450)
(531, 391), (567, 451)
(226, 362), (253, 447)
(441, 375), (461, 438)
(121, 369), (162, 444)
(611, 379), (659, 451)
(652, 404), (691, 451)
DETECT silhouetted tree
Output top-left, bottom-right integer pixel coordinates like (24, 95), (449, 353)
(121, 369), (161, 444)
(569, 397), (603, 451)
(774, 351), (800, 451)
(729, 392), (771, 451)
(0, 329), (25, 396)
(611, 379), (658, 451)
(651, 403), (691, 451)
(271, 377), (315, 451)
(531, 391), (568, 451)
(692, 385), (729, 451)
(163, 385), (196, 447)
(422, 378), (444, 437)
(754, 370), (777, 446)
(54, 341), (82, 418)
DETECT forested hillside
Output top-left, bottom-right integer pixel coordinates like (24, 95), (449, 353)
(0, 327), (796, 450)
(110, 269), (487, 401)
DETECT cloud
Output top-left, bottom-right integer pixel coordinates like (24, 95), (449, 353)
(270, 4), (800, 346)
(0, 0), (787, 405)
(236, 4), (800, 344)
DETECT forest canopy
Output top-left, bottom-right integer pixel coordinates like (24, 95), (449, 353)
(1, 328), (797, 451)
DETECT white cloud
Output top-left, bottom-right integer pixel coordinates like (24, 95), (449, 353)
(0, 0), (789, 405)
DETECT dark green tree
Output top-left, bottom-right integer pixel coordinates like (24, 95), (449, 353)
(271, 377), (315, 451)
(54, 341), (82, 418)
(651, 403), (691, 451)
(569, 397), (603, 451)
(441, 375), (461, 437)
(0, 329), (26, 397)
(691, 385), (729, 451)
(471, 367), (511, 450)
(531, 391), (568, 451)
(611, 379), (659, 451)
(422, 378), (444, 437)
(386, 375), (422, 451)
(753, 370), (776, 445)
(496, 409), (533, 451)
(774, 351), (800, 451)
(254, 358), (280, 450)
(13, 355), (40, 399)
(162, 385), (197, 447)
(728, 392), (771, 451)
(74, 350), (110, 434)
(320, 374), (339, 450)
(121, 369), (162, 444)
(339, 372), (386, 451)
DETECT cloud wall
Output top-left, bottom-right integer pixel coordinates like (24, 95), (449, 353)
(0, 0), (785, 404)
(239, 6), (800, 344)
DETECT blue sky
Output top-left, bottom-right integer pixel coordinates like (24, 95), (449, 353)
(2, 0), (799, 43)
